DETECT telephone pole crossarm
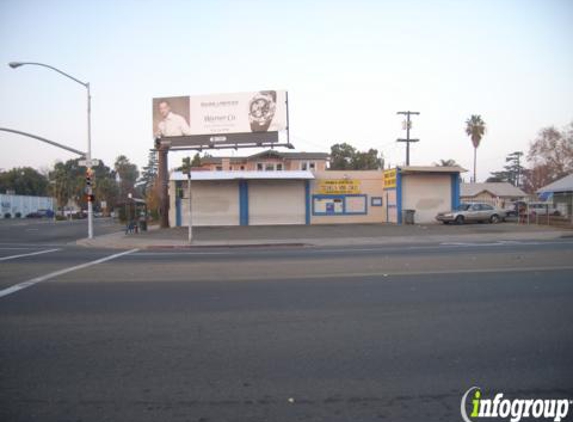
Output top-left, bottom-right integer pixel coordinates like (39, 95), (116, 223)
(396, 111), (420, 166)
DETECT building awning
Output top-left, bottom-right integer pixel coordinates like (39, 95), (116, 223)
(170, 170), (315, 181)
(398, 166), (467, 175)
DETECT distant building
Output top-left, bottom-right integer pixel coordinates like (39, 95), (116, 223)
(0, 194), (55, 218)
(460, 182), (527, 208)
(198, 149), (329, 172)
(537, 173), (573, 218)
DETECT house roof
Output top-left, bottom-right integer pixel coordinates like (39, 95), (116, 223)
(170, 170), (315, 181)
(536, 173), (573, 193)
(200, 149), (329, 164)
(461, 182), (526, 198)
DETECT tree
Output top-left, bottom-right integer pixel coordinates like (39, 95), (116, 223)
(114, 155), (140, 199)
(49, 158), (118, 213)
(465, 115), (486, 183)
(0, 167), (49, 196)
(329, 143), (383, 170)
(434, 159), (459, 167)
(138, 150), (159, 196)
(486, 151), (524, 186)
(330, 143), (356, 170)
(526, 122), (573, 188)
(176, 153), (205, 173)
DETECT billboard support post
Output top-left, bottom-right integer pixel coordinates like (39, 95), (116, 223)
(156, 138), (170, 229)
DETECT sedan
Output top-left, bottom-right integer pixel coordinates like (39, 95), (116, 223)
(436, 203), (506, 224)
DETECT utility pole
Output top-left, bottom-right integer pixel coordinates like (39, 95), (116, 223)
(397, 111), (420, 166)
(187, 171), (193, 244)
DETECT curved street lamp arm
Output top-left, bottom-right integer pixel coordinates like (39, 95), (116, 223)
(9, 61), (88, 87)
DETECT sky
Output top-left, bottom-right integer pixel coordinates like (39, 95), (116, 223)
(0, 0), (572, 182)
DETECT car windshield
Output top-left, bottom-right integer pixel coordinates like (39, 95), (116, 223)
(455, 204), (472, 211)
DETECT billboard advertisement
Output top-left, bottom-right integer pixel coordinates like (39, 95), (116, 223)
(152, 90), (287, 147)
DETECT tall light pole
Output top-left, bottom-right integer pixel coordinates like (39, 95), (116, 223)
(9, 61), (94, 239)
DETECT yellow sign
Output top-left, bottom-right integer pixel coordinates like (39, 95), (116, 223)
(317, 179), (361, 194)
(384, 169), (397, 188)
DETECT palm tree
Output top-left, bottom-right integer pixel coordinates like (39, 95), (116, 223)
(465, 115), (486, 183)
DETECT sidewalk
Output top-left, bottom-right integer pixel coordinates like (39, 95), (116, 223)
(76, 222), (573, 249)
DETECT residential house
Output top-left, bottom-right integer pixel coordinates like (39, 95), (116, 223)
(460, 182), (527, 208)
(198, 149), (329, 172)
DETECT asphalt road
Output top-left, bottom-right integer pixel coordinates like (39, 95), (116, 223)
(1, 228), (573, 421)
(0, 217), (122, 246)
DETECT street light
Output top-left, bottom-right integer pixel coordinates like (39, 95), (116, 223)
(9, 61), (94, 239)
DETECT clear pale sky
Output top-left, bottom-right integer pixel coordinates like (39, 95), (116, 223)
(1, 0), (572, 181)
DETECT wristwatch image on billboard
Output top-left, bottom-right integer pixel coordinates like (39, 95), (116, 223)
(249, 90), (277, 132)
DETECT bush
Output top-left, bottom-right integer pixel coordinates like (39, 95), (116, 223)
(55, 215), (67, 221)
(3, 213), (11, 219)
(15, 212), (22, 218)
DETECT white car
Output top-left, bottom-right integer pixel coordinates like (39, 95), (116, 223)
(436, 203), (506, 224)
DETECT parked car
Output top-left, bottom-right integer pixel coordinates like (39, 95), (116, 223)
(516, 201), (561, 217)
(436, 203), (506, 224)
(25, 209), (55, 218)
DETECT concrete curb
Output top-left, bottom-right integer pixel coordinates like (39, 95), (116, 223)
(76, 228), (572, 250)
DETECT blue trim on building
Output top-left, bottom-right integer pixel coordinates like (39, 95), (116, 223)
(239, 180), (249, 226)
(304, 180), (311, 225)
(175, 181), (182, 227)
(396, 170), (403, 224)
(451, 173), (461, 210)
(175, 197), (181, 227)
(311, 194), (368, 216)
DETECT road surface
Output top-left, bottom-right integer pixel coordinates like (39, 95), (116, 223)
(1, 223), (572, 421)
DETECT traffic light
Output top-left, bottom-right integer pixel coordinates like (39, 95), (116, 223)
(86, 168), (93, 187)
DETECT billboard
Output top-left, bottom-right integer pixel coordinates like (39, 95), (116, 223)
(153, 90), (287, 147)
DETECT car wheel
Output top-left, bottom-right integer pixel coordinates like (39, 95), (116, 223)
(455, 215), (464, 225)
(490, 214), (500, 224)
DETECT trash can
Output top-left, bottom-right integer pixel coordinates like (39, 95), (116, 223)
(403, 209), (416, 225)
(139, 219), (147, 232)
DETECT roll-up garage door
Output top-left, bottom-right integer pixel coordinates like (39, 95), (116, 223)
(180, 181), (239, 226)
(248, 180), (305, 225)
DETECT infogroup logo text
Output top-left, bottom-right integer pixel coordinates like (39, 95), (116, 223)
(461, 386), (572, 422)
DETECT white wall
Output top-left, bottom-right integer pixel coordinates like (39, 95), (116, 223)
(402, 174), (452, 224)
(249, 180), (305, 225)
(0, 194), (54, 218)
(179, 181), (240, 226)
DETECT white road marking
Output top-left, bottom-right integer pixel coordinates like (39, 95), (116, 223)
(0, 248), (61, 262)
(0, 247), (43, 250)
(0, 248), (139, 299)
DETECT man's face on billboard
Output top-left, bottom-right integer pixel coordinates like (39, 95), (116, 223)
(158, 101), (171, 118)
